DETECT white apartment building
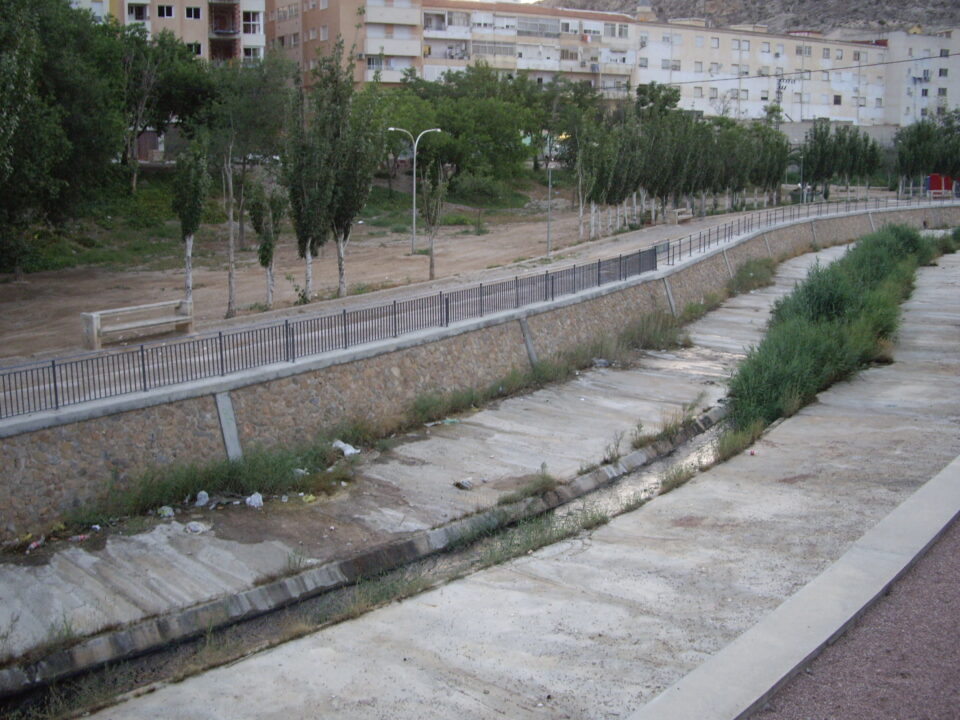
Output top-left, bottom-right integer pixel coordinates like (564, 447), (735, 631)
(71, 1), (267, 62)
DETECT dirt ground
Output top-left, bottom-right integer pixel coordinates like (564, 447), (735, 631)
(0, 185), (895, 364)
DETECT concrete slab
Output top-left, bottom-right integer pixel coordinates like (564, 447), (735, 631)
(85, 254), (960, 718)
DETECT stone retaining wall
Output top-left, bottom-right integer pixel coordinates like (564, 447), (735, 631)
(2, 206), (957, 542)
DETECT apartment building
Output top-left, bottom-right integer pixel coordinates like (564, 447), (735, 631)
(267, 0), (422, 83)
(830, 28), (960, 125)
(264, 0), (957, 129)
(70, 1), (267, 62)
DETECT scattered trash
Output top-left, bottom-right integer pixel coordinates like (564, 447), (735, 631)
(91, 525), (101, 532)
(749, 450), (758, 456)
(302, 494), (317, 504)
(292, 468), (310, 478)
(332, 440), (360, 457)
(592, 357), (611, 368)
(245, 492), (264, 509)
(281, 495), (289, 503)
(453, 479), (474, 491)
(340, 481), (347, 487)
(195, 491), (209, 508)
(158, 506), (175, 519)
(426, 418), (461, 427)
(329, 526), (336, 531)
(68, 534), (90, 543)
(184, 521), (207, 534)
(25, 536), (45, 554)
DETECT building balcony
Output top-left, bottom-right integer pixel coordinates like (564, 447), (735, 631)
(517, 57), (560, 71)
(365, 68), (408, 84)
(423, 26), (471, 40)
(210, 26), (240, 38)
(365, 6), (420, 26)
(365, 38), (421, 58)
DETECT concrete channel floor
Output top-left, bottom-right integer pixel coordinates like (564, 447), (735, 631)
(0, 244), (840, 665)
(77, 250), (960, 718)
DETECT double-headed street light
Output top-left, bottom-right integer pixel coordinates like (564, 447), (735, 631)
(387, 126), (441, 253)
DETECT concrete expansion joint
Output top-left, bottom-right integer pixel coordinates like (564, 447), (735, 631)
(0, 402), (731, 700)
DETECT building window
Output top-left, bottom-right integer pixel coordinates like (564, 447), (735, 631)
(743, 40), (750, 50)
(939, 87), (948, 96)
(638, 33), (648, 47)
(741, 65), (749, 75)
(709, 87), (718, 99)
(710, 37), (719, 49)
(308, 27), (317, 40)
(618, 24), (628, 39)
(732, 39), (740, 50)
(320, 0), (328, 8)
(186, 42), (201, 55)
(672, 59), (681, 71)
(661, 58), (671, 70)
(761, 42), (770, 53)
(802, 70), (811, 80)
(833, 95), (842, 105)
(243, 12), (261, 34)
(186, 7), (200, 20)
(760, 65), (770, 75)
(940, 49), (949, 57)
(795, 45), (803, 56)
(638, 57), (648, 68)
(289, 32), (299, 47)
(243, 47), (262, 60)
(695, 35), (704, 47)
(367, 56), (382, 70)
(875, 97), (883, 107)
(604, 23), (616, 38)
(731, 63), (739, 75)
(940, 68), (949, 77)
(128, 4), (147, 21)
(793, 92), (802, 103)
(740, 89), (748, 100)
(761, 89), (769, 101)
(695, 61), (703, 72)
(853, 51), (866, 62)
(836, 49), (843, 60)
(694, 86), (703, 98)
(922, 88), (929, 97)
(822, 71), (829, 81)
(662, 34), (671, 44)
(822, 48), (830, 59)
(157, 5), (173, 18)
(320, 26), (328, 41)
(921, 108), (928, 117)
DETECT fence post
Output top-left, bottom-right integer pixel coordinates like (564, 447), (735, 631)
(544, 271), (549, 302)
(438, 291), (443, 326)
(618, 254), (623, 281)
(140, 345), (148, 391)
(596, 259), (601, 287)
(393, 300), (398, 337)
(284, 320), (292, 362)
(445, 296), (450, 327)
(51, 359), (59, 410)
(479, 284), (484, 316)
(550, 274), (555, 301)
(341, 309), (348, 349)
(218, 332), (225, 376)
(514, 276), (519, 308)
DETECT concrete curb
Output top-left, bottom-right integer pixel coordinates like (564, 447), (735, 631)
(0, 404), (728, 700)
(628, 452), (960, 720)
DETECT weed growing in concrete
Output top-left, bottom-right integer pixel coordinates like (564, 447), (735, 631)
(726, 257), (777, 295)
(497, 469), (558, 506)
(659, 463), (697, 494)
(603, 431), (625, 464)
(714, 420), (766, 462)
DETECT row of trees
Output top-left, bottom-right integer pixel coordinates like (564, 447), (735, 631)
(799, 118), (884, 199)
(894, 111), (960, 194)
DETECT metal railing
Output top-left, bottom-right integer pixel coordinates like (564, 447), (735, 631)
(0, 195), (955, 421)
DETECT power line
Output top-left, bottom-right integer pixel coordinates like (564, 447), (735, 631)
(661, 50), (957, 86)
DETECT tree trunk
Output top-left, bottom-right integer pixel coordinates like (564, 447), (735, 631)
(266, 261), (274, 309)
(184, 234), (194, 303)
(632, 192), (637, 224)
(429, 233), (436, 280)
(304, 250), (313, 299)
(129, 138), (140, 195)
(224, 156), (237, 319)
(336, 227), (350, 298)
(237, 160), (248, 250)
(590, 202), (596, 239)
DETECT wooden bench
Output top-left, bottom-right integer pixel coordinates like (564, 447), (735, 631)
(669, 208), (694, 225)
(82, 300), (193, 350)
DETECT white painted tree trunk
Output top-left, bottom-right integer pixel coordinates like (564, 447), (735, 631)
(336, 228), (350, 298)
(266, 261), (274, 309)
(590, 202), (596, 239)
(184, 234), (194, 303)
(632, 192), (637, 224)
(224, 156), (237, 319)
(304, 250), (313, 299)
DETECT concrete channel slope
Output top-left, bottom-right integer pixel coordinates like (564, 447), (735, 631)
(0, 245), (837, 683)
(84, 250), (960, 719)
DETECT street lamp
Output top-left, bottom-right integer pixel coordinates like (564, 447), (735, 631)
(388, 126), (441, 253)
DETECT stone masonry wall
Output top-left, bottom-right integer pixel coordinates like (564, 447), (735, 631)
(2, 206), (957, 541)
(231, 321), (529, 450)
(0, 397), (222, 539)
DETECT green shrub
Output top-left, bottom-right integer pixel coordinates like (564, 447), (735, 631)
(727, 257), (776, 295)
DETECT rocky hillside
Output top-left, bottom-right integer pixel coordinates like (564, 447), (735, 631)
(538, 0), (960, 34)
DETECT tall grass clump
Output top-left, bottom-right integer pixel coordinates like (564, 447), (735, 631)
(727, 257), (777, 295)
(727, 225), (941, 433)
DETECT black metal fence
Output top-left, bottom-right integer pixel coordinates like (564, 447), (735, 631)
(0, 195), (955, 420)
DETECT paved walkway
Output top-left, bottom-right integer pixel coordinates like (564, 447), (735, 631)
(71, 252), (960, 717)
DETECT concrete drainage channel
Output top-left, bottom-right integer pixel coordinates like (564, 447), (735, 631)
(0, 404), (727, 703)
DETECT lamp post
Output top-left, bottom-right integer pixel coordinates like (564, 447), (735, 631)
(388, 126), (441, 253)
(546, 133), (554, 256)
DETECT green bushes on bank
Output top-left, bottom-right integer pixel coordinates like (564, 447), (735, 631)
(726, 225), (948, 433)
